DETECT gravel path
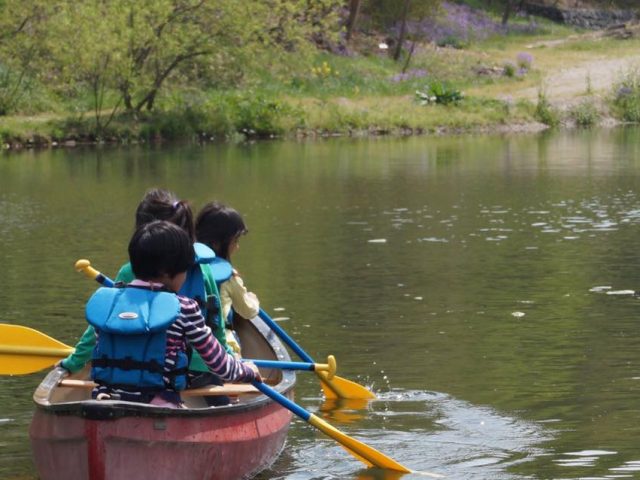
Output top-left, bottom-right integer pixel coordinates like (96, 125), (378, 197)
(507, 53), (640, 107)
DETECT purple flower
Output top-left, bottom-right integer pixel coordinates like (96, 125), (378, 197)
(404, 1), (539, 45)
(517, 52), (533, 70)
(390, 69), (428, 83)
(617, 86), (634, 98)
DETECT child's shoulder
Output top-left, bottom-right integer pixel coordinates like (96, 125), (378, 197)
(176, 294), (200, 311)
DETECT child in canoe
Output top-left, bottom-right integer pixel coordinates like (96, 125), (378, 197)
(60, 189), (234, 402)
(195, 202), (260, 354)
(86, 220), (259, 406)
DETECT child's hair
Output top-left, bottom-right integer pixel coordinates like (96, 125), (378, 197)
(135, 188), (195, 242)
(129, 220), (194, 280)
(195, 202), (248, 260)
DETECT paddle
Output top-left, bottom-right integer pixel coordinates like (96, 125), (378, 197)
(258, 308), (376, 400)
(0, 324), (74, 375)
(251, 380), (416, 474)
(75, 259), (375, 399)
(0, 323), (338, 377)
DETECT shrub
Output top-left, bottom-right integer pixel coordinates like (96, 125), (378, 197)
(436, 35), (467, 49)
(416, 81), (463, 106)
(503, 62), (517, 77)
(230, 93), (301, 137)
(611, 69), (640, 122)
(534, 89), (559, 127)
(569, 99), (600, 127)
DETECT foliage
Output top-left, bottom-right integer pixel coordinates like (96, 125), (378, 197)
(229, 93), (302, 136)
(534, 89), (559, 127)
(611, 69), (640, 122)
(416, 80), (463, 105)
(569, 98), (600, 127)
(0, 1), (56, 115)
(364, 0), (441, 29)
(311, 61), (340, 80)
(0, 0), (342, 124)
(436, 35), (468, 49)
(503, 62), (517, 77)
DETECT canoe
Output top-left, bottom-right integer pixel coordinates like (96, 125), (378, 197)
(29, 316), (296, 480)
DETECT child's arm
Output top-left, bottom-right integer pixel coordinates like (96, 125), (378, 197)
(59, 325), (96, 373)
(60, 265), (129, 374)
(178, 297), (258, 382)
(225, 272), (260, 320)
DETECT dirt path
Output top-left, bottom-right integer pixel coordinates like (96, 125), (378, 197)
(506, 52), (640, 108)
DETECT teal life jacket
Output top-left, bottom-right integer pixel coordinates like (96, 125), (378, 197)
(180, 243), (220, 330)
(86, 285), (187, 392)
(209, 257), (234, 325)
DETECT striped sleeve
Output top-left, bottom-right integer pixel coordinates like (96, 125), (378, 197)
(170, 296), (256, 383)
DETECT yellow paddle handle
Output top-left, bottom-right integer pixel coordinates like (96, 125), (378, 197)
(315, 355), (337, 380)
(75, 259), (100, 281)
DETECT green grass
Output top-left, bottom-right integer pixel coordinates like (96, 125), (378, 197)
(5, 17), (640, 146)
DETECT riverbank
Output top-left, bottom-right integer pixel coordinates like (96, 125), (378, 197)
(3, 22), (640, 148)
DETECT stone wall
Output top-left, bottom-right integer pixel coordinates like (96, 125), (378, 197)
(523, 2), (637, 28)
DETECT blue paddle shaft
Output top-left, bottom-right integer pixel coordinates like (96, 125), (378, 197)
(258, 309), (315, 364)
(96, 273), (115, 288)
(251, 380), (310, 421)
(248, 359), (316, 372)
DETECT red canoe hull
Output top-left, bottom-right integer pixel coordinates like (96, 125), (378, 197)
(29, 316), (296, 480)
(30, 397), (292, 480)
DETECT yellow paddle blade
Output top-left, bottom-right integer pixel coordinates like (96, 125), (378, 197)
(318, 371), (377, 400)
(0, 324), (74, 375)
(308, 413), (412, 473)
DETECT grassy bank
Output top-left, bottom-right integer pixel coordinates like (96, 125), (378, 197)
(3, 19), (640, 147)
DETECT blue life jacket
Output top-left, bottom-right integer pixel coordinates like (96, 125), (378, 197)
(86, 286), (188, 392)
(180, 243), (220, 329)
(210, 257), (233, 287)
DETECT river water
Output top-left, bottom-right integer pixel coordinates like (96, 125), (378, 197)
(2, 129), (640, 479)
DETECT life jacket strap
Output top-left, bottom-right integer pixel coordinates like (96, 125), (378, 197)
(92, 356), (164, 374)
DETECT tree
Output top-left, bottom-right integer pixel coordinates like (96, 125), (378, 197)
(346, 0), (362, 42)
(0, 0), (52, 115)
(394, 0), (411, 61)
(365, 0), (440, 62)
(0, 0), (343, 124)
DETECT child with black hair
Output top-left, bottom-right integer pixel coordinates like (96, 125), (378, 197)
(60, 189), (232, 404)
(86, 220), (260, 407)
(195, 202), (260, 354)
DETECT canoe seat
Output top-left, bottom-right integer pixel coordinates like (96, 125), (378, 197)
(59, 379), (261, 396)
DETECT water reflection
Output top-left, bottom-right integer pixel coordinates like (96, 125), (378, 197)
(259, 388), (551, 480)
(319, 398), (370, 424)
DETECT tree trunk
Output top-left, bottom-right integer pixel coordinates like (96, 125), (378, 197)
(501, 1), (513, 26)
(345, 0), (361, 42)
(393, 0), (411, 61)
(401, 40), (417, 74)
